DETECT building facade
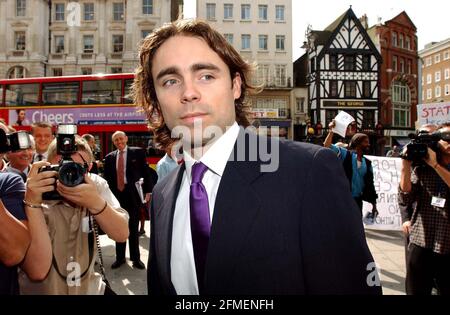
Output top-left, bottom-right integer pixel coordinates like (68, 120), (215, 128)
(197, 0), (293, 139)
(368, 11), (418, 150)
(419, 38), (450, 105)
(305, 8), (382, 146)
(0, 0), (182, 78)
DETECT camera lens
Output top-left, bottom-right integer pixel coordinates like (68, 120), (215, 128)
(59, 161), (85, 187)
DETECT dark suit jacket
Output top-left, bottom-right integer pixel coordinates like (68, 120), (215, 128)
(148, 129), (382, 295)
(104, 146), (153, 208)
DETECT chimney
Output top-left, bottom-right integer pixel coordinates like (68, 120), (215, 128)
(360, 14), (368, 29)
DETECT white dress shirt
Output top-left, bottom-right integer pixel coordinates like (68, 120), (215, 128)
(171, 122), (240, 295)
(33, 152), (48, 163)
(115, 146), (128, 184)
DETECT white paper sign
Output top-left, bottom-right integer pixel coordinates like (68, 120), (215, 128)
(362, 156), (403, 231)
(416, 102), (450, 126)
(333, 111), (355, 137)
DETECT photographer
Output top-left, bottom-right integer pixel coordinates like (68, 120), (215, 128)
(0, 127), (31, 294)
(399, 123), (450, 295)
(19, 135), (129, 295)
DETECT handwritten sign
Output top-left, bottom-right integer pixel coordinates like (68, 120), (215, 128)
(362, 156), (403, 231)
(417, 102), (450, 126)
(333, 111), (355, 138)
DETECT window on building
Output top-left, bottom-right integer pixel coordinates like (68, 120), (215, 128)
(143, 0), (153, 15)
(275, 5), (285, 21)
(362, 55), (371, 71)
(400, 58), (405, 73)
(15, 31), (26, 50)
(445, 68), (450, 80)
(52, 68), (63, 76)
(445, 84), (450, 96)
(392, 81), (411, 127)
(54, 35), (64, 53)
(392, 32), (397, 47)
(276, 35), (285, 51)
(258, 35), (268, 50)
(345, 81), (357, 97)
(329, 81), (338, 97)
(427, 88), (432, 99)
(258, 5), (267, 20)
(392, 56), (397, 72)
(326, 110), (339, 126)
(296, 98), (305, 113)
(329, 54), (338, 70)
(362, 111), (375, 129)
(224, 33), (233, 45)
(363, 81), (371, 98)
(257, 64), (270, 85)
(427, 74), (432, 84)
(111, 67), (122, 74)
(275, 65), (286, 86)
(84, 3), (94, 21)
(55, 3), (65, 21)
(112, 35), (123, 52)
(426, 57), (432, 66)
(405, 36), (411, 50)
(206, 3), (216, 20)
(241, 34), (250, 50)
(344, 55), (355, 71)
(141, 30), (151, 39)
(224, 3), (233, 19)
(113, 2), (124, 21)
(83, 35), (94, 53)
(445, 51), (450, 60)
(436, 71), (441, 82)
(436, 85), (441, 98)
(407, 59), (412, 74)
(7, 66), (26, 79)
(81, 68), (93, 75)
(399, 34), (404, 48)
(241, 4), (250, 20)
(16, 0), (26, 17)
(435, 54), (441, 63)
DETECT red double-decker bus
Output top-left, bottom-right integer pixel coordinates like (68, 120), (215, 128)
(0, 73), (163, 166)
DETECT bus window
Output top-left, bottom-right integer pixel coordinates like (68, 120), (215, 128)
(0, 85), (3, 105)
(123, 79), (133, 104)
(82, 79), (121, 105)
(42, 82), (79, 105)
(5, 84), (39, 106)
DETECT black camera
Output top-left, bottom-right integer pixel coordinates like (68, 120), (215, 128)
(0, 129), (32, 153)
(39, 124), (87, 200)
(400, 130), (447, 162)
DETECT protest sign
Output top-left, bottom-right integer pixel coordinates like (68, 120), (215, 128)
(417, 102), (450, 126)
(333, 111), (355, 137)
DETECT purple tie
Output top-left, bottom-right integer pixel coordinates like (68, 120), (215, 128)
(190, 162), (210, 293)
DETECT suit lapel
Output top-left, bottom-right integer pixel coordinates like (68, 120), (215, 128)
(155, 164), (185, 294)
(205, 130), (265, 292)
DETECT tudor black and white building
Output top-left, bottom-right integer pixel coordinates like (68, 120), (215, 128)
(305, 8), (382, 131)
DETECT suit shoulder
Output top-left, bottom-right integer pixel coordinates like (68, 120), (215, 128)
(279, 139), (331, 160)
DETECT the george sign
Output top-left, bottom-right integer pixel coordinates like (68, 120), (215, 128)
(8, 106), (147, 126)
(417, 102), (450, 126)
(323, 100), (378, 107)
(362, 155), (403, 231)
(251, 109), (279, 119)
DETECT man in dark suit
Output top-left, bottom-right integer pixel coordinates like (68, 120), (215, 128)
(104, 131), (152, 269)
(133, 19), (382, 295)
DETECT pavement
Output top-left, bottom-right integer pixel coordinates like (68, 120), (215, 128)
(100, 222), (407, 295)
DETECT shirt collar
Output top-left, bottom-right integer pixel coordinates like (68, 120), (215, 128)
(184, 122), (240, 182)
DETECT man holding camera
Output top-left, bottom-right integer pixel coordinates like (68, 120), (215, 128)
(399, 122), (450, 295)
(19, 133), (129, 294)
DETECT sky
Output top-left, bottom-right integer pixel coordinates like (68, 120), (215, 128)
(183, 0), (450, 61)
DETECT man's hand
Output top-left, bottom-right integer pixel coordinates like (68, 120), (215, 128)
(424, 147), (438, 169)
(402, 221), (411, 235)
(328, 120), (336, 131)
(145, 192), (151, 204)
(56, 174), (104, 213)
(25, 161), (57, 204)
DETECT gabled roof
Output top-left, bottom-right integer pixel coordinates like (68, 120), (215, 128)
(385, 11), (417, 31)
(293, 53), (308, 87)
(324, 11), (348, 32)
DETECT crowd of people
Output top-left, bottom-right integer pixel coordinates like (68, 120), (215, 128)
(1, 18), (449, 296)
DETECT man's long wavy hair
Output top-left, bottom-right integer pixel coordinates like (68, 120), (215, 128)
(133, 19), (259, 150)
